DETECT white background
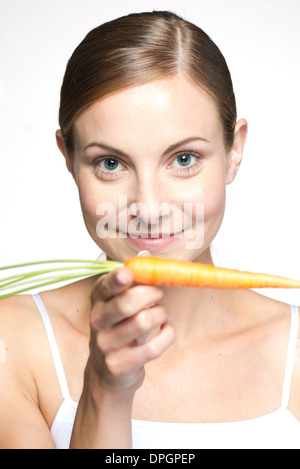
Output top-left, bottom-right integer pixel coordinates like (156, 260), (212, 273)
(0, 0), (299, 303)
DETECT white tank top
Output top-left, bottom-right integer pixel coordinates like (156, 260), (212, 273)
(33, 294), (300, 449)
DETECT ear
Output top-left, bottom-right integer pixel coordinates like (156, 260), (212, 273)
(55, 129), (77, 182)
(226, 119), (248, 184)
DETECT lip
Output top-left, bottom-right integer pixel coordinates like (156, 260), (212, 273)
(125, 233), (181, 251)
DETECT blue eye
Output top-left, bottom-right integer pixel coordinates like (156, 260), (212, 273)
(99, 158), (124, 172)
(173, 153), (196, 168)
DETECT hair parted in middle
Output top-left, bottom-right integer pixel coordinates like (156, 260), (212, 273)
(59, 11), (237, 155)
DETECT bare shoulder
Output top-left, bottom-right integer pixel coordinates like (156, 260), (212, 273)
(0, 294), (56, 448)
(0, 294), (43, 364)
(0, 294), (49, 403)
(232, 289), (300, 416)
(230, 288), (295, 325)
(0, 278), (92, 381)
(247, 290), (298, 346)
(227, 289), (297, 364)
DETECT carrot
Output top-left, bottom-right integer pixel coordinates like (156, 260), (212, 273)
(125, 257), (300, 289)
(1, 257), (300, 299)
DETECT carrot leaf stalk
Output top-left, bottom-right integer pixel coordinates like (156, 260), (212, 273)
(0, 256), (300, 300)
(0, 259), (122, 299)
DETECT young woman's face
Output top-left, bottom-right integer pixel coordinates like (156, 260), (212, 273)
(65, 77), (244, 263)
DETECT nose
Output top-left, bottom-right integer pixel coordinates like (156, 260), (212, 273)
(128, 175), (171, 229)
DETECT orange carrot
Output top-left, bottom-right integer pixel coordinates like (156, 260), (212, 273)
(125, 257), (300, 289)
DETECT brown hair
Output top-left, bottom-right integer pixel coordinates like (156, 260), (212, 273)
(59, 11), (237, 155)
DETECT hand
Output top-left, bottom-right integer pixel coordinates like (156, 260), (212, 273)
(88, 265), (176, 393)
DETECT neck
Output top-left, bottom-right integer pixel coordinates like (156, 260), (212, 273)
(161, 283), (233, 339)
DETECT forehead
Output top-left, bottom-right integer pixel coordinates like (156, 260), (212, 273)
(73, 77), (223, 149)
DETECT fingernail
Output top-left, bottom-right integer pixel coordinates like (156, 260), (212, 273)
(116, 271), (129, 285)
(137, 250), (151, 256)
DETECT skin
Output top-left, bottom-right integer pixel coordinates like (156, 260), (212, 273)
(0, 76), (299, 449)
(65, 77), (240, 264)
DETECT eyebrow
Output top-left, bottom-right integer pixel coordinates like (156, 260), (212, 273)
(84, 142), (129, 158)
(84, 136), (210, 158)
(162, 137), (210, 156)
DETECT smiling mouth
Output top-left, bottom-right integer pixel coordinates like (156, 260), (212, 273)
(124, 231), (180, 251)
(116, 227), (188, 239)
(126, 231), (184, 239)
(117, 230), (183, 239)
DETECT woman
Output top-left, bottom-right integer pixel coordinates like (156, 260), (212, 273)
(0, 11), (299, 449)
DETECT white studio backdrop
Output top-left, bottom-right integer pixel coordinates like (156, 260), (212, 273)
(0, 0), (299, 303)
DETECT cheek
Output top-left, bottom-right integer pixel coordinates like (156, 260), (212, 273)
(202, 171), (227, 239)
(78, 191), (99, 241)
(78, 180), (98, 216)
(77, 175), (124, 250)
(203, 180), (226, 220)
(182, 167), (226, 218)
(185, 167), (226, 239)
(77, 176), (106, 240)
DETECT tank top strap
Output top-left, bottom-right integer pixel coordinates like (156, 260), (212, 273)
(33, 293), (72, 402)
(281, 305), (299, 409)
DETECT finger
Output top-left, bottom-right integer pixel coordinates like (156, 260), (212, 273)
(98, 304), (168, 352)
(138, 321), (176, 363)
(136, 331), (150, 346)
(93, 251), (150, 305)
(105, 322), (176, 377)
(92, 266), (134, 304)
(95, 284), (164, 328)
